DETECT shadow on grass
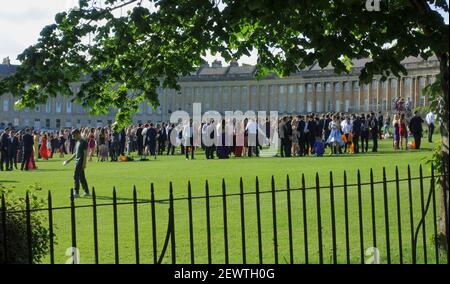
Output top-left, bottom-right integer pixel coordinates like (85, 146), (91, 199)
(0, 180), (18, 183)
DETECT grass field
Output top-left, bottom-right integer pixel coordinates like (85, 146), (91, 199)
(1, 135), (446, 264)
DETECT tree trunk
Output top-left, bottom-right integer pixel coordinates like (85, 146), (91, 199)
(437, 53), (449, 252)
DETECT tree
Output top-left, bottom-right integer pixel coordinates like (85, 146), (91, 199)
(0, 0), (448, 243)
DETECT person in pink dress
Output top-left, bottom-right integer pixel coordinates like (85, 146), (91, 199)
(87, 128), (96, 161)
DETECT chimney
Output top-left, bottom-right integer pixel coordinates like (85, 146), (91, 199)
(211, 60), (222, 68)
(229, 60), (239, 67)
(199, 58), (209, 68)
(2, 57), (11, 66)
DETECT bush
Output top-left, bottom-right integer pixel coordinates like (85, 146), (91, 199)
(0, 184), (54, 264)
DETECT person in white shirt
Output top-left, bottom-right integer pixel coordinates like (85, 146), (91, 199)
(245, 119), (259, 157)
(340, 117), (353, 153)
(425, 111), (436, 143)
(182, 119), (194, 160)
(201, 121), (208, 151)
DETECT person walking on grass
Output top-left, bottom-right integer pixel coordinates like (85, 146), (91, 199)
(425, 110), (435, 143)
(63, 129), (90, 198)
(409, 111), (424, 149)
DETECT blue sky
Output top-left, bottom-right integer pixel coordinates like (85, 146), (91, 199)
(0, 0), (448, 65)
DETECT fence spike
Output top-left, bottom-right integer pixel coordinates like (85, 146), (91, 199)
(1, 193), (7, 264)
(92, 186), (99, 264)
(301, 173), (308, 264)
(315, 172), (323, 264)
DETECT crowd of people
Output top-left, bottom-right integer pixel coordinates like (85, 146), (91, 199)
(0, 108), (437, 171)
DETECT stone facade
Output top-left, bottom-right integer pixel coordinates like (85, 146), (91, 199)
(0, 56), (440, 129)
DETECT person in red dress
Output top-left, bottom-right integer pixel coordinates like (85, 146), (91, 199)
(39, 133), (49, 160)
(399, 113), (408, 150)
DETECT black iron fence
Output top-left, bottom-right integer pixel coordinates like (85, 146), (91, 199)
(1, 164), (449, 264)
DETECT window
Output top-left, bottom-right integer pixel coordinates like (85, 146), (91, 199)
(345, 100), (350, 112)
(24, 119), (30, 127)
(66, 102), (72, 114)
(3, 100), (9, 111)
(35, 105), (40, 112)
(345, 82), (352, 91)
(56, 102), (62, 113)
(46, 101), (51, 113)
(96, 120), (103, 127)
(65, 119), (72, 128)
(45, 119), (50, 128)
(13, 118), (19, 126)
(288, 85), (295, 94)
(316, 83), (322, 92)
(56, 119), (61, 129)
(76, 104), (83, 114)
(76, 120), (81, 128)
(34, 119), (41, 130)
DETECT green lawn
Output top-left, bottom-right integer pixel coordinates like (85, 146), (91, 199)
(1, 135), (446, 264)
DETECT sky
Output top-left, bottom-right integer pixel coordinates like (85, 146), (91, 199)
(0, 0), (448, 66)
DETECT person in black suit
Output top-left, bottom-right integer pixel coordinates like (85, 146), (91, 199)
(370, 112), (379, 152)
(361, 114), (370, 153)
(377, 111), (384, 139)
(409, 111), (424, 149)
(146, 123), (157, 158)
(119, 128), (126, 156)
(352, 114), (362, 153)
(157, 123), (167, 155)
(283, 117), (293, 157)
(307, 115), (317, 154)
(318, 115), (325, 139)
(8, 130), (20, 170)
(20, 128), (34, 171)
(0, 128), (11, 171)
(205, 120), (216, 159)
(166, 124), (176, 155)
(297, 116), (307, 156)
(136, 124), (144, 156)
(323, 114), (332, 144)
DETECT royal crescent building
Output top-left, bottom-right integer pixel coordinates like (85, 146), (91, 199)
(0, 56), (440, 130)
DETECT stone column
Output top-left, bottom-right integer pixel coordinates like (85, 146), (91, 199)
(399, 77), (404, 98)
(302, 84), (307, 113)
(396, 77), (401, 98)
(387, 78), (392, 112)
(409, 77), (415, 109)
(358, 82), (364, 112)
(368, 81), (373, 112)
(339, 82), (345, 112)
(312, 83), (317, 113)
(414, 77), (420, 108)
(320, 82), (327, 113)
(277, 84), (281, 113)
(350, 81), (355, 112)
(219, 86), (224, 114)
(330, 82), (336, 112)
(257, 84), (262, 112)
(376, 79), (382, 111)
(424, 76), (431, 106)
